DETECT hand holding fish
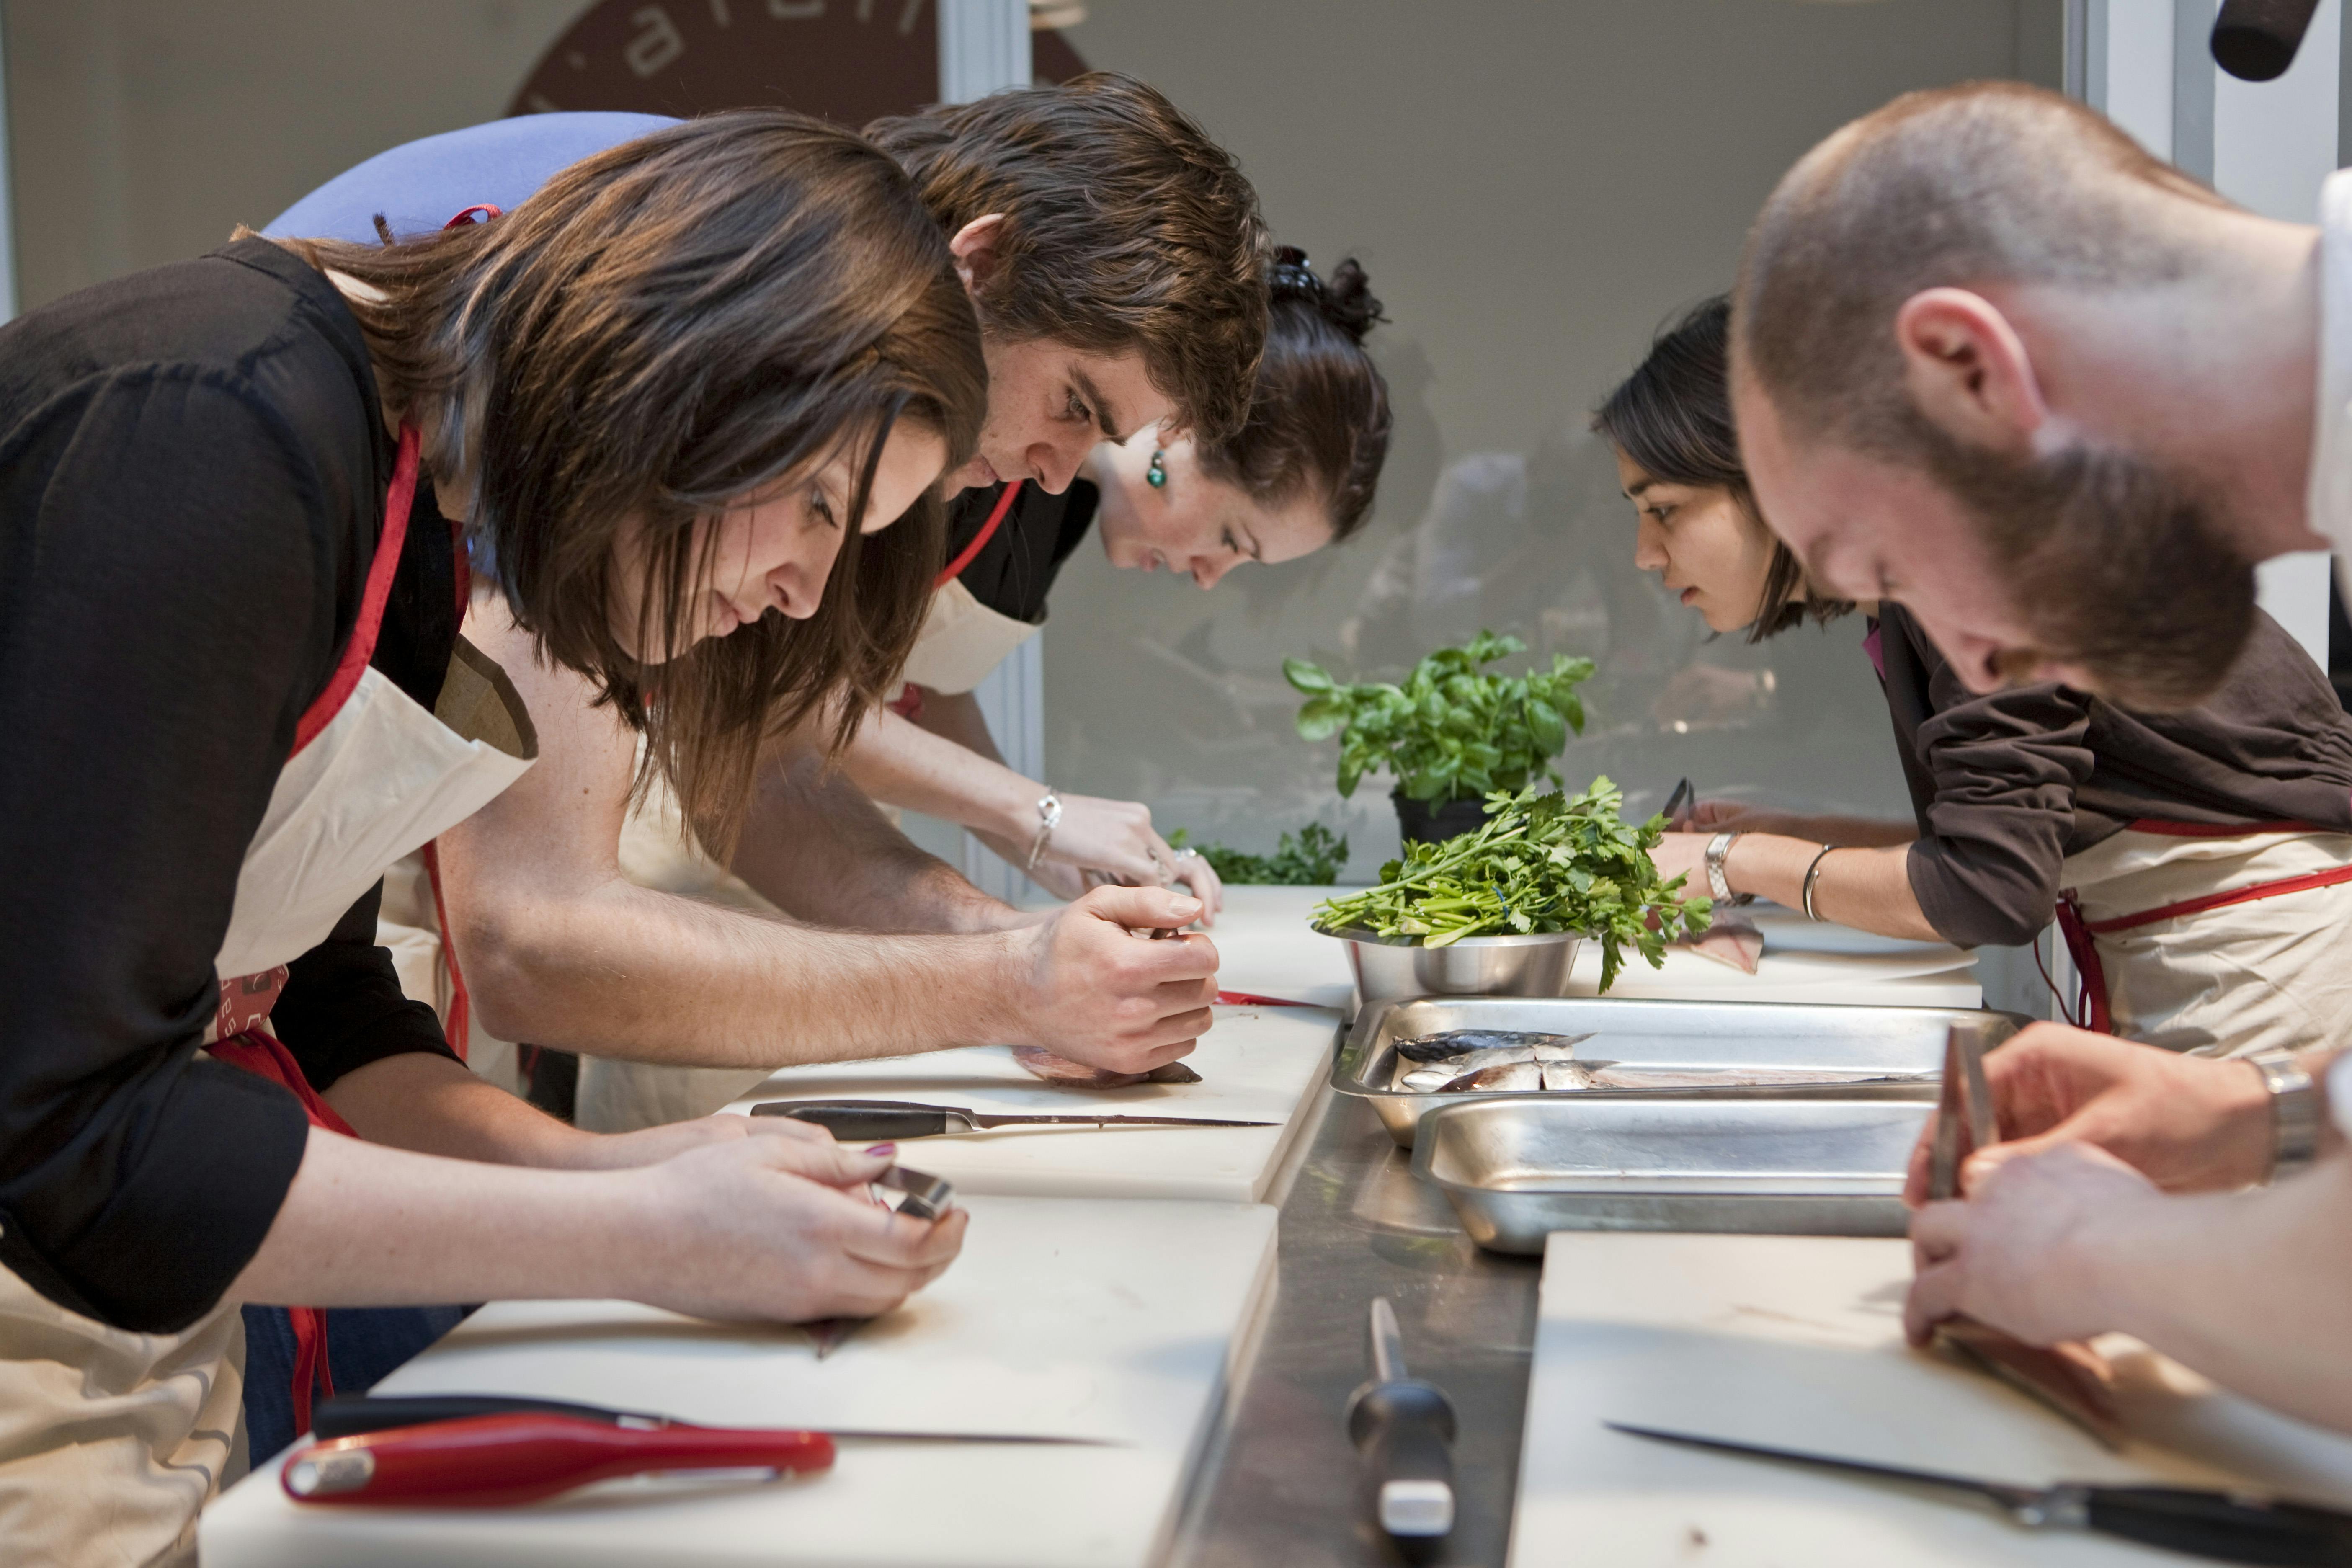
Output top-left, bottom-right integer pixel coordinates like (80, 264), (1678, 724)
(1906, 1140), (2161, 1349)
(1899, 1023), (2282, 1204)
(1001, 884), (1217, 1075)
(619, 1135), (967, 1325)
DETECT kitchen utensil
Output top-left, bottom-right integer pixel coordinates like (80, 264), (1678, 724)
(797, 1163), (957, 1361)
(1414, 1094), (1930, 1251)
(1344, 1298), (1457, 1540)
(1662, 777), (1695, 828)
(1922, 1023), (2123, 1446)
(752, 1099), (1279, 1140)
(1320, 925), (1583, 1006)
(310, 1393), (1114, 1446)
(1607, 1423), (2352, 1564)
(281, 1413), (835, 1506)
(1338, 996), (2010, 1147)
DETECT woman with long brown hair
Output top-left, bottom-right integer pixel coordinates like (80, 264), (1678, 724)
(0, 110), (983, 1563)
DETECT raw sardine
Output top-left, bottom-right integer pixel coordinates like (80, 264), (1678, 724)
(1011, 1047), (1203, 1088)
(1439, 1061), (1545, 1092)
(1393, 1029), (1595, 1063)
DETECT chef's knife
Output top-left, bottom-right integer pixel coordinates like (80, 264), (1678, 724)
(311, 1394), (1114, 1447)
(1344, 1297), (1457, 1541)
(1662, 776), (1696, 829)
(1607, 1423), (2352, 1564)
(752, 1098), (1279, 1141)
(1928, 1020), (1997, 1202)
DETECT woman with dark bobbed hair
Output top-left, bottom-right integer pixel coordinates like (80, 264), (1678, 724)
(1595, 295), (2352, 1062)
(0, 111), (982, 1560)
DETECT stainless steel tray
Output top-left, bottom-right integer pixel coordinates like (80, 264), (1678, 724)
(1339, 995), (2025, 1146)
(1412, 1094), (1931, 1252)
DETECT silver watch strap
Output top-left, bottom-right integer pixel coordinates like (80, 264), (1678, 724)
(2249, 1047), (2323, 1183)
(1704, 831), (1739, 902)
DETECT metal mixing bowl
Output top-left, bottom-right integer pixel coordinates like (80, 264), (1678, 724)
(1318, 925), (1583, 1005)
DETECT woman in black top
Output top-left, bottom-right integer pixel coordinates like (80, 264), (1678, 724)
(0, 112), (981, 1562)
(1593, 297), (2352, 1060)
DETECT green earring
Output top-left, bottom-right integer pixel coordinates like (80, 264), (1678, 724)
(1146, 449), (1167, 488)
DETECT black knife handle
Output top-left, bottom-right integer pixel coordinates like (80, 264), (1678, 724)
(312, 1394), (637, 1441)
(2084, 1486), (2352, 1565)
(1345, 1381), (1459, 1539)
(750, 1101), (953, 1141)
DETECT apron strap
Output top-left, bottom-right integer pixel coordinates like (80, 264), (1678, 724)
(934, 480), (1024, 590)
(209, 1031), (362, 1437)
(291, 423), (420, 756)
(2050, 894), (2110, 1033)
(418, 841), (472, 1063)
(2082, 862), (2352, 935)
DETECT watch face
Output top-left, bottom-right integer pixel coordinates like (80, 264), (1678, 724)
(511, 0), (1088, 124)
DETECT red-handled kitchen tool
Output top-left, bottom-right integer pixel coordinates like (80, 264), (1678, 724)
(281, 1412), (833, 1506)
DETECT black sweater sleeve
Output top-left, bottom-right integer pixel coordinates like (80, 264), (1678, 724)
(273, 882), (458, 1093)
(0, 369), (335, 1332)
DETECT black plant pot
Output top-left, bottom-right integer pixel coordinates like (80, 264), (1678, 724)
(1393, 789), (1488, 846)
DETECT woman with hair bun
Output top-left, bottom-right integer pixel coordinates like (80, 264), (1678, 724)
(851, 245), (1395, 907)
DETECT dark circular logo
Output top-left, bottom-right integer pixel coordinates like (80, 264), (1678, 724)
(511, 0), (1088, 124)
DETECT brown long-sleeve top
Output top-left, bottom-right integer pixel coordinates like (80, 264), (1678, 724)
(1874, 602), (2352, 947)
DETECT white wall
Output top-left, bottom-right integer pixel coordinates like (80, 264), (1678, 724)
(2089, 0), (2342, 668)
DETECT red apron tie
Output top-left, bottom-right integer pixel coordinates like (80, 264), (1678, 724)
(216, 416), (426, 1436)
(934, 480), (1022, 591)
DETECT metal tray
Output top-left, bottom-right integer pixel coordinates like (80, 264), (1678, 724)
(1338, 995), (2026, 1146)
(1412, 1094), (1932, 1252)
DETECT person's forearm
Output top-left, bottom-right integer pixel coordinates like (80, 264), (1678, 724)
(733, 738), (1024, 936)
(1721, 834), (1941, 941)
(321, 1051), (738, 1168)
(449, 862), (1028, 1068)
(228, 1127), (665, 1308)
(2090, 1156), (2352, 1433)
(840, 701), (1039, 843)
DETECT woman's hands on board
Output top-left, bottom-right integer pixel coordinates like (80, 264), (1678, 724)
(998, 884), (1218, 1075)
(1039, 792), (1225, 922)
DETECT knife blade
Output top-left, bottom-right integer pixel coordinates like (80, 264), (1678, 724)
(1606, 1423), (2352, 1564)
(751, 1098), (1279, 1141)
(312, 1394), (1115, 1447)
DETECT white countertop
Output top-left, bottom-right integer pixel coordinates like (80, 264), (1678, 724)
(1512, 1233), (2352, 1566)
(204, 1197), (1280, 1568)
(719, 1000), (1339, 1203)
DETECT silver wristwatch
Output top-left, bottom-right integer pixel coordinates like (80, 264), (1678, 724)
(1703, 831), (1752, 905)
(2247, 1047), (2323, 1183)
(1025, 789), (1063, 872)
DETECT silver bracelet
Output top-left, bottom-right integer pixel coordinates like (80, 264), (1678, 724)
(1801, 844), (1839, 922)
(1025, 789), (1063, 872)
(2248, 1047), (2323, 1183)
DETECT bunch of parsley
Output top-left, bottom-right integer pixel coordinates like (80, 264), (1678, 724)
(1311, 779), (1710, 993)
(1167, 824), (1350, 885)
(1284, 630), (1596, 803)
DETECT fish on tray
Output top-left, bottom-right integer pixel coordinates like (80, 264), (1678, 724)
(1011, 1046), (1203, 1089)
(1671, 912), (1764, 974)
(1394, 1053), (1923, 1096)
(1392, 1029), (1598, 1063)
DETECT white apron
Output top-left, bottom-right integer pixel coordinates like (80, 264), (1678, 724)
(2057, 822), (2352, 1058)
(579, 483), (1035, 1134)
(0, 425), (532, 1568)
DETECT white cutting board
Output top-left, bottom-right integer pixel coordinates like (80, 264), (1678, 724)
(204, 1196), (1278, 1568)
(1511, 1233), (2352, 1566)
(1199, 885), (1358, 1008)
(717, 1001), (1337, 1203)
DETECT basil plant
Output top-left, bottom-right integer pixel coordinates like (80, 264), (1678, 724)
(1284, 631), (1596, 803)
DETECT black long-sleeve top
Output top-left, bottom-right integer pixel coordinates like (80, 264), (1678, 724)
(0, 238), (460, 1334)
(1876, 602), (2352, 947)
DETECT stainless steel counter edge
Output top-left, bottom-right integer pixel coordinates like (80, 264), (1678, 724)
(1165, 1028), (1541, 1567)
